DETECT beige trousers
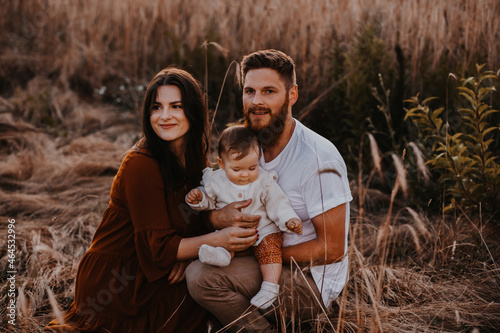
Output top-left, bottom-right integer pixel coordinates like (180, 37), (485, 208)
(185, 255), (324, 333)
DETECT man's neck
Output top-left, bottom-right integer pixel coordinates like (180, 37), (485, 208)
(262, 117), (295, 163)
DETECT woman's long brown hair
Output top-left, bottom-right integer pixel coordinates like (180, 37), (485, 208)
(138, 67), (209, 194)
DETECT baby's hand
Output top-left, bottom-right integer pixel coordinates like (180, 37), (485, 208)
(186, 189), (203, 205)
(286, 218), (303, 235)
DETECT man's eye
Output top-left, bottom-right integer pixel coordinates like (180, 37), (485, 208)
(266, 90), (274, 94)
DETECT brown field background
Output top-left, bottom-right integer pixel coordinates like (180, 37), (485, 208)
(1, 0), (500, 332)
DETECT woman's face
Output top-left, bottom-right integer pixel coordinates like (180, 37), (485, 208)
(150, 85), (190, 152)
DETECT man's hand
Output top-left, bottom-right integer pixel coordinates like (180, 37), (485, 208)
(209, 199), (261, 230)
(186, 188), (203, 205)
(286, 218), (303, 235)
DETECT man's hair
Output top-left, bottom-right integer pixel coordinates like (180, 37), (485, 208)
(241, 49), (296, 90)
(218, 125), (260, 161)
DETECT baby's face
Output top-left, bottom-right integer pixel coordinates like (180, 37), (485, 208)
(219, 148), (260, 185)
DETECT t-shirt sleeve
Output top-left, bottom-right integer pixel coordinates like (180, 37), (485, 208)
(302, 159), (353, 219)
(120, 153), (182, 283)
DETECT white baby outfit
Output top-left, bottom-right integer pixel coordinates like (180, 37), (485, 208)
(187, 166), (299, 244)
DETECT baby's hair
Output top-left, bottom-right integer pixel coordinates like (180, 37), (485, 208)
(218, 125), (260, 161)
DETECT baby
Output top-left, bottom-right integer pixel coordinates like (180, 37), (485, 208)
(186, 125), (303, 309)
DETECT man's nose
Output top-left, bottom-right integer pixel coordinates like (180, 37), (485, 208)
(253, 92), (264, 105)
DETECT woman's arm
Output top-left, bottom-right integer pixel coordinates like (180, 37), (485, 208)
(168, 226), (258, 284)
(281, 203), (347, 266)
(176, 226), (258, 260)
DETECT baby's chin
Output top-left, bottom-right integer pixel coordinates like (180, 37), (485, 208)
(231, 179), (254, 185)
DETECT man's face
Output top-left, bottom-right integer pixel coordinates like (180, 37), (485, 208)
(242, 68), (291, 145)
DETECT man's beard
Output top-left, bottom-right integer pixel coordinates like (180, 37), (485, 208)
(244, 97), (289, 148)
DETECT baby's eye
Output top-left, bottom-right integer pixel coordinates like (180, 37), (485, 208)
(232, 168), (240, 172)
(249, 167), (256, 170)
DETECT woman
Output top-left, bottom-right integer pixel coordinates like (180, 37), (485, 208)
(45, 68), (258, 332)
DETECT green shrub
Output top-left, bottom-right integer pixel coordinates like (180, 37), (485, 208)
(308, 21), (400, 176)
(405, 64), (499, 221)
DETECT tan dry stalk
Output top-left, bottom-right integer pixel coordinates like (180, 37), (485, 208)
(352, 245), (383, 332)
(405, 207), (431, 239)
(408, 142), (431, 181)
(375, 154), (405, 304)
(211, 60), (240, 132)
(46, 287), (64, 326)
(290, 257), (336, 331)
(357, 133), (382, 222)
(367, 133), (383, 178)
(397, 224), (422, 255)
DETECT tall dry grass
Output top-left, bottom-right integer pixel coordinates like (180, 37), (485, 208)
(1, 1), (500, 332)
(0, 81), (499, 332)
(0, 80), (139, 331)
(1, 0), (499, 100)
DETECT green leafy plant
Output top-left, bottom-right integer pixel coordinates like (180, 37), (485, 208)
(405, 64), (499, 220)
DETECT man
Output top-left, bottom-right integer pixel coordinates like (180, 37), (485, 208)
(186, 49), (352, 332)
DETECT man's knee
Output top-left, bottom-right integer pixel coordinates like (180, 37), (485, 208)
(185, 260), (211, 301)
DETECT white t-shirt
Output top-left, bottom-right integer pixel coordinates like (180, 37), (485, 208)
(260, 119), (352, 307)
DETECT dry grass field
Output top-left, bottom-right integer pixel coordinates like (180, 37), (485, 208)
(2, 0), (500, 100)
(1, 0), (500, 332)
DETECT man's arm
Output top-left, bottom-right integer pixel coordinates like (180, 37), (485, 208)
(281, 203), (347, 266)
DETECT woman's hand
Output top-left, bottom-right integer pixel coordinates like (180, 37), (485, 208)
(177, 223), (258, 261)
(209, 199), (261, 229)
(216, 226), (258, 252)
(168, 261), (187, 285)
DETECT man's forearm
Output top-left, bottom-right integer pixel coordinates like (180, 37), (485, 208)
(283, 204), (347, 266)
(282, 238), (345, 266)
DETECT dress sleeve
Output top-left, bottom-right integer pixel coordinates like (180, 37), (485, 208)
(119, 153), (183, 283)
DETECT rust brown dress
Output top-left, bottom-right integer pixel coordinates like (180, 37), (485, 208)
(45, 149), (210, 332)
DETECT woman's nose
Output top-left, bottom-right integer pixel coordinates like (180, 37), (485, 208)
(160, 108), (173, 120)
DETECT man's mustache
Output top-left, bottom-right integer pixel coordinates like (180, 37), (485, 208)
(248, 106), (272, 113)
